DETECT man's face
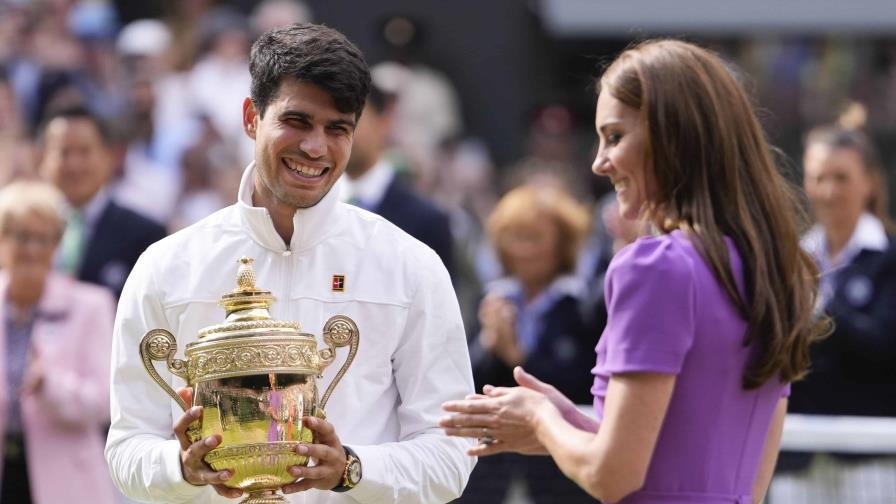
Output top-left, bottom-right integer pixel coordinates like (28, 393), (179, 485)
(244, 78), (356, 210)
(345, 103), (388, 179)
(39, 117), (112, 207)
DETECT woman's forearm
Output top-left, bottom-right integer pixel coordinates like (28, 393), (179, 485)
(534, 405), (605, 498)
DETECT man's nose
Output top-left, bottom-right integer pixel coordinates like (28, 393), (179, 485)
(300, 129), (326, 159)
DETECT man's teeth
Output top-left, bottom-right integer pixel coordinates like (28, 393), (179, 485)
(284, 159), (325, 177)
(615, 181), (627, 191)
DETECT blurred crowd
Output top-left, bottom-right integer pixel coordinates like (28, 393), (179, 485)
(0, 1), (895, 503)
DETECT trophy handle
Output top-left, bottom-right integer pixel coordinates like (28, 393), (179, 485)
(140, 329), (191, 412)
(318, 315), (360, 410)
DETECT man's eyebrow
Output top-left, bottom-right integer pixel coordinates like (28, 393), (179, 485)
(329, 118), (356, 129)
(277, 110), (355, 129)
(278, 110), (312, 121)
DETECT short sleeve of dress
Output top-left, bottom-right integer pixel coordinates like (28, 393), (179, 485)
(601, 236), (697, 375)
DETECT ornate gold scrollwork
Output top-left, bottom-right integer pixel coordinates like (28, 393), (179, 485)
(318, 315), (360, 410)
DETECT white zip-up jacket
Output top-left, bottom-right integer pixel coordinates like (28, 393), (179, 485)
(105, 164), (476, 503)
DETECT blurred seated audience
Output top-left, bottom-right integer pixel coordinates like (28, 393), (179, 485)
(772, 104), (896, 502)
(37, 106), (166, 298)
(0, 180), (117, 504)
(458, 184), (597, 504)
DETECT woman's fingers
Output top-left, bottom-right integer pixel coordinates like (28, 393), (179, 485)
(438, 412), (495, 427)
(442, 398), (496, 414)
(467, 439), (507, 457)
(513, 366), (553, 393)
(443, 426), (498, 438)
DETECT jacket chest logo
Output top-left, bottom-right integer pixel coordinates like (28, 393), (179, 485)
(332, 274), (345, 292)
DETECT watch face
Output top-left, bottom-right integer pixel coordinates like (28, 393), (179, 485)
(348, 459), (362, 484)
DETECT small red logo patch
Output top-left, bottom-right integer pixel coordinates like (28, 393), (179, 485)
(332, 274), (345, 292)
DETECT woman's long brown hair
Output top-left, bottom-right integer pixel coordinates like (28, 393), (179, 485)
(600, 39), (828, 388)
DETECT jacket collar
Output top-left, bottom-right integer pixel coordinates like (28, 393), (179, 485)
(802, 212), (888, 267)
(236, 162), (342, 252)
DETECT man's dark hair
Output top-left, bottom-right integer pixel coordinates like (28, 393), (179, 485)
(250, 23), (370, 119)
(37, 105), (112, 146)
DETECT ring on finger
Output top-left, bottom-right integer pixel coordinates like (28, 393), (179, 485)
(478, 427), (496, 445)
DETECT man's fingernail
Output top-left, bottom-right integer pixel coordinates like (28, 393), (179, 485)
(220, 471), (231, 480)
(307, 417), (317, 426)
(290, 466), (303, 476)
(297, 445), (309, 454)
(204, 436), (217, 447)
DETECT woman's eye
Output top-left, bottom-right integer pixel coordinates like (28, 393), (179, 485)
(607, 133), (621, 144)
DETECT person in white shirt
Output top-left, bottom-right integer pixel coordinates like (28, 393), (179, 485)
(105, 23), (476, 504)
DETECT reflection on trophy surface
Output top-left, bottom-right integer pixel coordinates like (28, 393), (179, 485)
(139, 257), (359, 504)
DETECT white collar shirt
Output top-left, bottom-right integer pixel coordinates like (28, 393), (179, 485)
(801, 212), (889, 310)
(338, 159), (395, 210)
(106, 163), (476, 504)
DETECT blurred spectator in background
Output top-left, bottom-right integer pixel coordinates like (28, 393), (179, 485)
(503, 104), (594, 203)
(372, 16), (464, 193)
(460, 184), (597, 504)
(37, 107), (166, 298)
(0, 69), (37, 185)
(430, 136), (498, 335)
(249, 0), (313, 35)
(188, 6), (253, 167)
(169, 114), (243, 232)
(772, 104), (896, 503)
(111, 18), (186, 223)
(341, 81), (455, 277)
(576, 194), (650, 344)
(0, 180), (116, 504)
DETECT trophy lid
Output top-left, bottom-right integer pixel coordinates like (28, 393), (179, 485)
(197, 257), (301, 339)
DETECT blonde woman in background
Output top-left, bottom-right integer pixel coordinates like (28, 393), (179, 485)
(772, 104), (896, 503)
(458, 184), (599, 504)
(0, 181), (117, 504)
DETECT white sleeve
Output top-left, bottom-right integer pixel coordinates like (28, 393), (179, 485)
(104, 249), (211, 503)
(345, 249), (477, 504)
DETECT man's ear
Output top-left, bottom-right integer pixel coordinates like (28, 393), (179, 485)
(243, 97), (258, 140)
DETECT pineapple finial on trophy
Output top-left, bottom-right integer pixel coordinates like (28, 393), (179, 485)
(236, 257), (257, 291)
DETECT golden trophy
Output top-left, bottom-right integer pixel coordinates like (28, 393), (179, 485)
(140, 257), (359, 504)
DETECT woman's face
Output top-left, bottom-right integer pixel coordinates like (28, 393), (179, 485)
(803, 143), (872, 231)
(501, 215), (561, 291)
(592, 92), (649, 220)
(0, 211), (60, 284)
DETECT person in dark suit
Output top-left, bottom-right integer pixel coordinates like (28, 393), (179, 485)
(458, 184), (597, 504)
(771, 107), (896, 502)
(38, 106), (167, 298)
(341, 83), (455, 277)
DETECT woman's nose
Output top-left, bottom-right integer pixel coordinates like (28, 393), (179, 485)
(592, 151), (609, 175)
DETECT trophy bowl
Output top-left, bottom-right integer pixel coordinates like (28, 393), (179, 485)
(140, 257), (359, 504)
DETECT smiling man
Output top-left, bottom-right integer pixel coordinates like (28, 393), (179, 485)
(105, 24), (476, 504)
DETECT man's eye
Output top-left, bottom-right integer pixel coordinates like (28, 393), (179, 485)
(607, 133), (621, 144)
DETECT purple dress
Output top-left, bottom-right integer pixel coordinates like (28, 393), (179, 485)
(591, 230), (788, 504)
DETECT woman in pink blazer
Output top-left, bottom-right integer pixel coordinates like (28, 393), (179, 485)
(0, 180), (117, 504)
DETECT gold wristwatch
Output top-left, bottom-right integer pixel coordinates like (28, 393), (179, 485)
(331, 446), (362, 492)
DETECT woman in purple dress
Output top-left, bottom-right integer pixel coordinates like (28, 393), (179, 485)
(441, 39), (828, 504)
